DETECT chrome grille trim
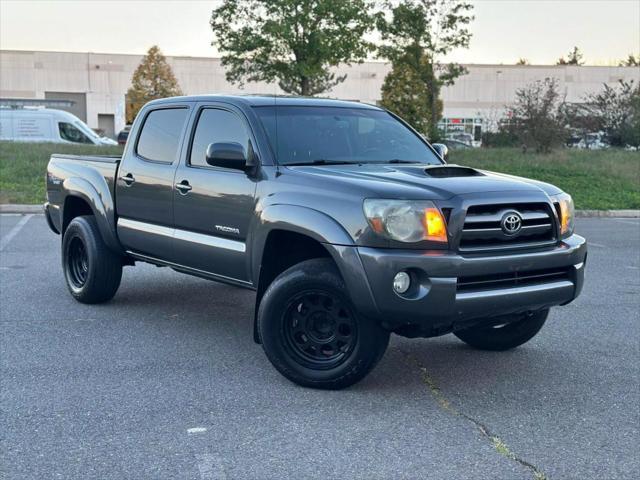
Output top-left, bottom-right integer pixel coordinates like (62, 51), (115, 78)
(459, 203), (557, 252)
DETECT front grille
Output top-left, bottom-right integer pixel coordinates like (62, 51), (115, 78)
(459, 203), (556, 252)
(457, 267), (570, 292)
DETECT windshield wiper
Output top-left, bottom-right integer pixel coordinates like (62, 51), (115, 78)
(285, 159), (355, 166)
(367, 159), (421, 164)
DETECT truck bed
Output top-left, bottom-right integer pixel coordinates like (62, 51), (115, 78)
(45, 153), (122, 238)
(50, 153), (121, 163)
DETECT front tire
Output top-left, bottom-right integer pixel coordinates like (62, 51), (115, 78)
(62, 215), (122, 304)
(454, 309), (549, 351)
(258, 258), (389, 390)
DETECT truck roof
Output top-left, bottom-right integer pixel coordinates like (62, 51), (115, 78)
(146, 94), (381, 110)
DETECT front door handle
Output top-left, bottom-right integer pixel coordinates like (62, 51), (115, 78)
(119, 173), (135, 186)
(176, 180), (192, 194)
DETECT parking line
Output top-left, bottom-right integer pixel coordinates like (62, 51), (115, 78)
(0, 214), (33, 252)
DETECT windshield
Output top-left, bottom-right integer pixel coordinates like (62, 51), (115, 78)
(74, 120), (100, 140)
(254, 106), (442, 166)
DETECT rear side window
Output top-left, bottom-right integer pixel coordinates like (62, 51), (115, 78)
(189, 108), (250, 168)
(137, 108), (188, 163)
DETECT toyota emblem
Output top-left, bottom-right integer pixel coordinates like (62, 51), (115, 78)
(501, 211), (522, 235)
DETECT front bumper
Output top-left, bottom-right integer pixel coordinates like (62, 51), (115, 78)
(354, 235), (587, 336)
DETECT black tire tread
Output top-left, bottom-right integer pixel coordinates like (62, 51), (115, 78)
(454, 309), (549, 351)
(62, 215), (122, 304)
(258, 258), (389, 390)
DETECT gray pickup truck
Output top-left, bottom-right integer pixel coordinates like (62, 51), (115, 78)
(45, 95), (587, 389)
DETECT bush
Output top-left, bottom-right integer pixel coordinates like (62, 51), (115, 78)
(505, 78), (567, 153)
(481, 129), (519, 148)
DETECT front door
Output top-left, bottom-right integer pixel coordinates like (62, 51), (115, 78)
(171, 105), (257, 282)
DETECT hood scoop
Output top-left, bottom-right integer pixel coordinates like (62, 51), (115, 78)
(423, 165), (483, 178)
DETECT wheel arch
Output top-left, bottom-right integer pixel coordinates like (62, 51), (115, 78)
(250, 205), (379, 343)
(61, 177), (123, 254)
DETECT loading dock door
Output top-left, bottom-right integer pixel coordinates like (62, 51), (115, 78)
(98, 114), (115, 139)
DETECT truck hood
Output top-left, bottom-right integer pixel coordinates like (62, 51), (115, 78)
(288, 163), (561, 199)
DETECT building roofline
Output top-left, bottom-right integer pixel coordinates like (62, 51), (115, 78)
(1, 49), (636, 69)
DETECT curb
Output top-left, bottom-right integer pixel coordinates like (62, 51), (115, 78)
(575, 210), (639, 218)
(0, 204), (638, 218)
(0, 204), (44, 214)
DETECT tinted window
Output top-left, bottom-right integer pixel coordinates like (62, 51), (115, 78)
(255, 106), (442, 165)
(190, 109), (250, 167)
(59, 122), (92, 144)
(137, 108), (188, 163)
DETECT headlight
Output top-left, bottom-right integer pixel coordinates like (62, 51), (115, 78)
(363, 199), (447, 243)
(552, 193), (574, 237)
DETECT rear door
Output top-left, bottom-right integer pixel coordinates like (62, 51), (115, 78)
(171, 103), (258, 283)
(116, 104), (191, 259)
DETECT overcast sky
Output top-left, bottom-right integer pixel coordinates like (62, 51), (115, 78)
(1, 0), (638, 65)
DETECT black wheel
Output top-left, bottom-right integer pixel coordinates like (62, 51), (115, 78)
(258, 258), (389, 389)
(454, 309), (549, 351)
(62, 215), (122, 304)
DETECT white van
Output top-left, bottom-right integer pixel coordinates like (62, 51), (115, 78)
(0, 108), (117, 146)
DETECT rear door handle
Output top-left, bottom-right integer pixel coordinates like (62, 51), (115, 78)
(119, 173), (135, 186)
(176, 180), (192, 194)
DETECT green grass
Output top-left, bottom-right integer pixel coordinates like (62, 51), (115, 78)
(0, 142), (123, 204)
(0, 142), (638, 209)
(449, 148), (640, 210)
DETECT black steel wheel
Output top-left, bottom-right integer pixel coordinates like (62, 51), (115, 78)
(282, 290), (358, 369)
(62, 215), (123, 304)
(258, 258), (389, 390)
(66, 237), (89, 288)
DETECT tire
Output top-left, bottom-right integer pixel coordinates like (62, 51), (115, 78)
(258, 258), (389, 390)
(454, 309), (549, 351)
(62, 215), (122, 304)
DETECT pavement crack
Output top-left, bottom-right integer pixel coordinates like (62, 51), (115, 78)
(401, 349), (548, 480)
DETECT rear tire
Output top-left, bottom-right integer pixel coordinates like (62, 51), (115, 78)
(454, 309), (549, 351)
(258, 258), (389, 390)
(62, 215), (122, 304)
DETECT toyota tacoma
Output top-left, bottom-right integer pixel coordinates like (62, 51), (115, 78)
(45, 95), (587, 389)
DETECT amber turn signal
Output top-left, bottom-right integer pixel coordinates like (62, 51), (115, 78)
(424, 208), (447, 242)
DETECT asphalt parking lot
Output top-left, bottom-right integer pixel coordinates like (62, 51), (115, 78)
(1, 214), (638, 479)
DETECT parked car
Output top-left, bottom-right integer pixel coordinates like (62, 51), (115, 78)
(117, 125), (131, 145)
(0, 108), (117, 145)
(569, 131), (610, 150)
(44, 95), (587, 389)
(442, 138), (472, 150)
(446, 132), (474, 146)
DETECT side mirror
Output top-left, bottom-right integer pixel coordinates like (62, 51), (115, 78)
(205, 142), (247, 170)
(432, 143), (449, 161)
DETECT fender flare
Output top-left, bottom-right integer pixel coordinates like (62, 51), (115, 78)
(250, 205), (380, 342)
(62, 177), (123, 254)
(250, 204), (355, 283)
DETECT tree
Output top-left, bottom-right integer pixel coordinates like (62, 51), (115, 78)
(516, 58), (530, 65)
(582, 80), (640, 147)
(125, 46), (183, 123)
(619, 54), (639, 67)
(556, 46), (584, 65)
(505, 78), (567, 153)
(377, 0), (474, 139)
(380, 57), (442, 135)
(210, 0), (374, 96)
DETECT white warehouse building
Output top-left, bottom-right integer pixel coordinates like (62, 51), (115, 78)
(1, 49), (638, 141)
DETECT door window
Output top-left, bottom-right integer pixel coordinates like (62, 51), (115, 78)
(190, 109), (250, 168)
(58, 122), (92, 144)
(137, 108), (189, 163)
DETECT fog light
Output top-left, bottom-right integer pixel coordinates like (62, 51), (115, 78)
(393, 271), (411, 294)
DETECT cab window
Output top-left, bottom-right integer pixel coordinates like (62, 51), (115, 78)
(58, 122), (92, 144)
(189, 108), (250, 168)
(137, 108), (189, 163)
